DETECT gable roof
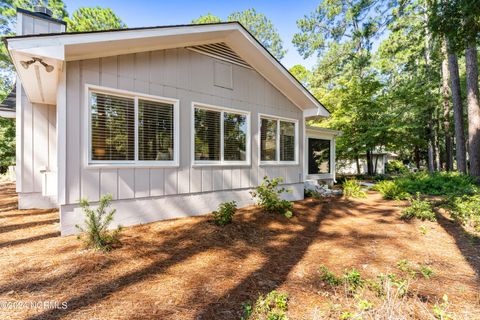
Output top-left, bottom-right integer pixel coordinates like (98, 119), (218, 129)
(4, 22), (329, 116)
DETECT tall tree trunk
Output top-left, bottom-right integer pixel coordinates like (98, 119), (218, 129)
(447, 40), (467, 173)
(366, 149), (374, 176)
(465, 43), (480, 178)
(355, 156), (361, 175)
(441, 42), (454, 171)
(414, 146), (421, 170)
(427, 117), (435, 173)
(424, 19), (437, 173)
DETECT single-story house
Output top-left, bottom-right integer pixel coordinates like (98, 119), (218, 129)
(3, 7), (340, 235)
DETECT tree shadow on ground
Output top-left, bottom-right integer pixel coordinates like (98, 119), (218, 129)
(0, 218), (59, 234)
(24, 199), (333, 320)
(435, 210), (480, 282)
(0, 232), (60, 249)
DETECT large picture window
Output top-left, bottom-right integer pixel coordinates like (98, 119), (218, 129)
(88, 86), (179, 166)
(193, 103), (249, 165)
(260, 115), (298, 164)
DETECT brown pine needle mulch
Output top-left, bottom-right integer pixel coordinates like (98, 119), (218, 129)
(0, 181), (479, 319)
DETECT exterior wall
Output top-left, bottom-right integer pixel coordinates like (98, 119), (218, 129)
(16, 10), (64, 208)
(61, 48), (305, 234)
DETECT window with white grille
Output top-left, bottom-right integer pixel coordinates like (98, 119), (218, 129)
(193, 103), (250, 165)
(88, 86), (179, 166)
(260, 115), (298, 164)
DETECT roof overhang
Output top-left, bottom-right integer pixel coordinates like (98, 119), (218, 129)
(4, 23), (329, 116)
(306, 126), (342, 138)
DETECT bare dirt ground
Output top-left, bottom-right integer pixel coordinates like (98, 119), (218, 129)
(0, 182), (479, 319)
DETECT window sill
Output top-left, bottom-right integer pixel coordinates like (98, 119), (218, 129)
(192, 162), (251, 168)
(85, 162), (180, 169)
(259, 162), (299, 167)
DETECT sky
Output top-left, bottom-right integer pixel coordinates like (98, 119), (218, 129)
(63, 0), (321, 70)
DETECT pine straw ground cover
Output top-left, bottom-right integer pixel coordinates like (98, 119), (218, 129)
(0, 182), (479, 319)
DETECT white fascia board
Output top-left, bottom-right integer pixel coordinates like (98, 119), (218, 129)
(303, 107), (330, 118)
(6, 23), (240, 51)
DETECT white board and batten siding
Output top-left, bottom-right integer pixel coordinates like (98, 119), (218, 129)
(61, 48), (304, 234)
(16, 10), (63, 208)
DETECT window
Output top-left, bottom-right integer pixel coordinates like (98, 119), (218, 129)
(308, 138), (331, 174)
(193, 103), (249, 165)
(88, 86), (179, 166)
(260, 115), (297, 164)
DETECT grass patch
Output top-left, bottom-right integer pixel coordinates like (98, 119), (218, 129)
(242, 290), (288, 320)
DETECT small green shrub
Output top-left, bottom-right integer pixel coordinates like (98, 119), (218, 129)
(397, 259), (417, 278)
(212, 200), (237, 226)
(371, 180), (409, 200)
(243, 290), (289, 320)
(445, 194), (480, 231)
(433, 294), (453, 320)
(401, 193), (436, 221)
(343, 268), (364, 292)
(342, 179), (367, 198)
(76, 194), (121, 252)
(386, 160), (409, 175)
(397, 172), (477, 196)
(250, 176), (293, 218)
(319, 265), (343, 286)
(419, 265), (434, 279)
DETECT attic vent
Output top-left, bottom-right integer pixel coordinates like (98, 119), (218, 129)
(187, 43), (252, 69)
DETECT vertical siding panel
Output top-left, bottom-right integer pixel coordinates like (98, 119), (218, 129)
(223, 168), (232, 190)
(66, 61), (81, 203)
(232, 168), (241, 189)
(150, 169), (165, 196)
(22, 94), (34, 192)
(212, 168), (223, 191)
(189, 51), (214, 95)
(163, 48), (178, 87)
(190, 168), (202, 193)
(149, 50), (164, 84)
(164, 169), (178, 195)
(118, 169), (134, 199)
(48, 105), (57, 170)
(33, 103), (48, 192)
(177, 169), (190, 194)
(240, 168), (250, 188)
(201, 168), (213, 192)
(100, 169), (118, 199)
(134, 169), (150, 198)
(81, 59), (100, 202)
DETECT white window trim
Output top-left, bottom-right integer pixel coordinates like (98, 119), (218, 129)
(191, 101), (251, 167)
(84, 84), (180, 169)
(258, 113), (299, 166)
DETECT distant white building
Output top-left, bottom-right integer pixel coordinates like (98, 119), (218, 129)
(337, 151), (398, 175)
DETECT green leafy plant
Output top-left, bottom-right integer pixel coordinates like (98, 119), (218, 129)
(419, 265), (434, 279)
(342, 179), (367, 198)
(343, 268), (364, 292)
(76, 194), (121, 252)
(433, 294), (452, 320)
(243, 290), (289, 320)
(319, 265), (343, 286)
(212, 200), (237, 226)
(444, 194), (480, 231)
(250, 176), (293, 218)
(397, 259), (417, 278)
(401, 193), (436, 221)
(386, 160), (409, 175)
(371, 180), (409, 200)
